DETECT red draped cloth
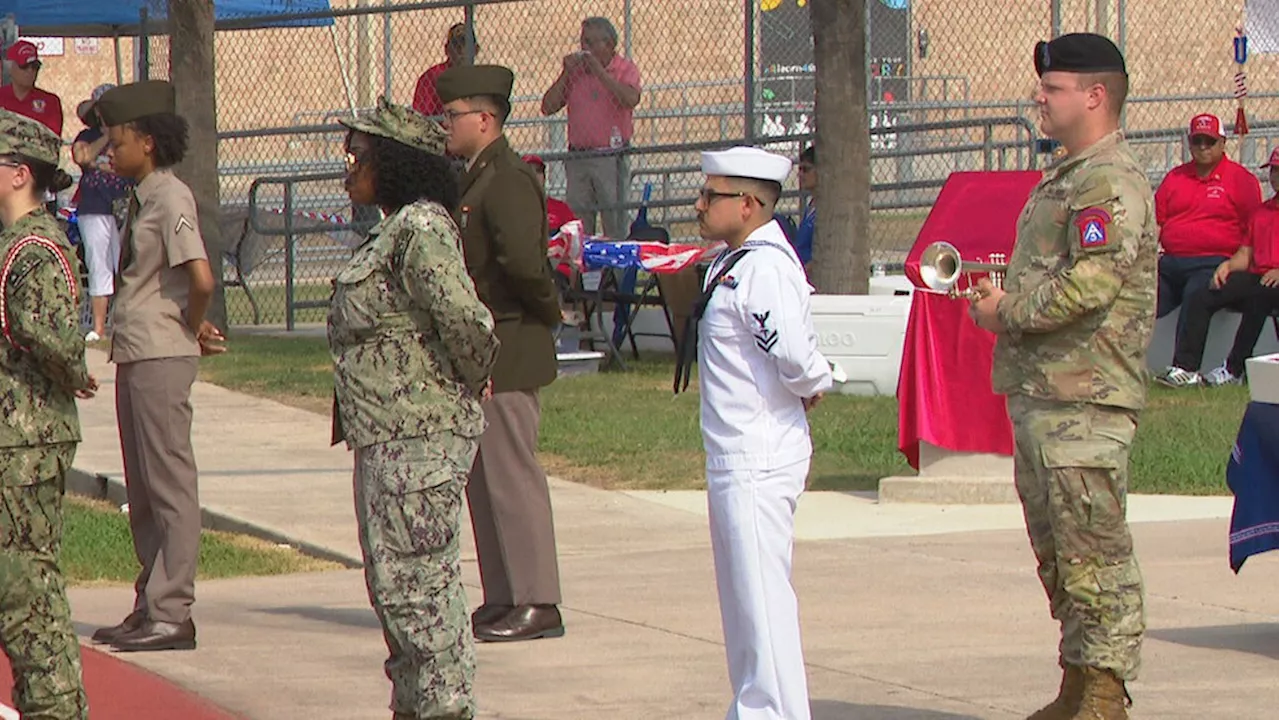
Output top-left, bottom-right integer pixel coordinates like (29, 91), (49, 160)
(896, 171), (1043, 469)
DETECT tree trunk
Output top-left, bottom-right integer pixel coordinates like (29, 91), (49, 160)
(169, 0), (227, 328)
(809, 0), (870, 295)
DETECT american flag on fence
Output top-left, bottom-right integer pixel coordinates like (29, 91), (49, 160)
(547, 220), (724, 274)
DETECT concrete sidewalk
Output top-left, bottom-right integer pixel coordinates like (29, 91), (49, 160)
(66, 348), (1278, 719)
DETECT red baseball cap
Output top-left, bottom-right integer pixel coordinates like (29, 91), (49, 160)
(1262, 147), (1279, 169)
(1188, 113), (1224, 139)
(522, 154), (546, 170)
(5, 40), (38, 66)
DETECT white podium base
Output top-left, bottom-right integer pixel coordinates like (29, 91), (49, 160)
(879, 441), (1018, 504)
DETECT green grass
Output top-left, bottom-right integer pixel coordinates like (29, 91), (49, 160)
(197, 332), (335, 414)
(63, 496), (340, 586)
(197, 334), (1250, 495)
(225, 282), (332, 327)
(1131, 383), (1252, 495)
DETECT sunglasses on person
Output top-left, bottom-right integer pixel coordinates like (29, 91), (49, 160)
(698, 188), (762, 206)
(344, 149), (366, 172)
(1189, 136), (1220, 148)
(18, 61), (40, 71)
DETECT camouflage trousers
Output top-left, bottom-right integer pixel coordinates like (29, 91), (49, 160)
(354, 433), (478, 720)
(0, 443), (89, 720)
(1008, 395), (1145, 682)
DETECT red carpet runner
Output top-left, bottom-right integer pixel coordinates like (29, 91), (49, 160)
(1, 645), (242, 720)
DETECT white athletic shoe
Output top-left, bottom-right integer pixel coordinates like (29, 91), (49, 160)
(1155, 366), (1202, 387)
(1202, 364), (1242, 386)
(84, 330), (102, 343)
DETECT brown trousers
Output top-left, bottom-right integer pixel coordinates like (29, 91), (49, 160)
(116, 357), (200, 624)
(466, 390), (562, 605)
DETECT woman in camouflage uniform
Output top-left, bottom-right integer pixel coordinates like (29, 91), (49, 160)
(0, 110), (98, 719)
(328, 98), (499, 720)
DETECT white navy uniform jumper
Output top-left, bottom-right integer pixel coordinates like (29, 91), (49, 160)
(698, 218), (833, 720)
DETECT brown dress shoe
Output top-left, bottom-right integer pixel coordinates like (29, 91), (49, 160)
(91, 609), (147, 645)
(474, 604), (564, 643)
(111, 618), (197, 652)
(471, 603), (514, 629)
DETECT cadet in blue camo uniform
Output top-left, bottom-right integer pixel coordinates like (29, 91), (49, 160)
(328, 97), (500, 720)
(0, 110), (99, 719)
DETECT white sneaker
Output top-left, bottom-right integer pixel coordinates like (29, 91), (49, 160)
(1155, 366), (1202, 387)
(84, 330), (101, 343)
(1203, 364), (1242, 386)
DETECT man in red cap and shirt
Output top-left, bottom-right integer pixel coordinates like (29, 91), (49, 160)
(523, 154), (578, 235)
(411, 23), (477, 118)
(1159, 146), (1280, 386)
(524, 154), (579, 281)
(1153, 113), (1262, 342)
(0, 40), (63, 135)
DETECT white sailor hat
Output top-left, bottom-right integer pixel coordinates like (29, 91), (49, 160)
(701, 146), (792, 184)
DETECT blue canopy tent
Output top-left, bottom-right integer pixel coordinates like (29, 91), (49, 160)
(0, 1), (333, 37)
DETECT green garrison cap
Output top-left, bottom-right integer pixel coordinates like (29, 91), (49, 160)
(435, 64), (515, 105)
(95, 80), (177, 126)
(0, 110), (61, 165)
(339, 97), (447, 155)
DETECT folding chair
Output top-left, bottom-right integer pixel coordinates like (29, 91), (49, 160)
(552, 261), (628, 370)
(221, 211), (263, 325)
(597, 225), (679, 359)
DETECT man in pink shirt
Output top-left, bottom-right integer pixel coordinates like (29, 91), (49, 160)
(1159, 146), (1279, 387)
(539, 17), (641, 241)
(1155, 113), (1262, 333)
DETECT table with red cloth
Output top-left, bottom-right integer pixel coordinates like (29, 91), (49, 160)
(897, 171), (1043, 468)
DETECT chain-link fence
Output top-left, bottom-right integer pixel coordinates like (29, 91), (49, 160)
(13, 0), (1278, 326)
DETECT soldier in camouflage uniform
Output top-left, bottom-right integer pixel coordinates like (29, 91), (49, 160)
(328, 97), (500, 720)
(0, 110), (99, 719)
(968, 35), (1157, 720)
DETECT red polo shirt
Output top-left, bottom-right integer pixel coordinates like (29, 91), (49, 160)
(548, 197), (578, 279)
(0, 84), (63, 136)
(1247, 196), (1278, 274)
(411, 62), (450, 117)
(548, 197), (577, 236)
(1155, 157), (1262, 258)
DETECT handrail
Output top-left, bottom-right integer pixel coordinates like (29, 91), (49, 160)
(247, 171), (357, 330)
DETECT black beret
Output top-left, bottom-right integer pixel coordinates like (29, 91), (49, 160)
(436, 64), (514, 105)
(95, 80), (177, 126)
(1035, 33), (1127, 77)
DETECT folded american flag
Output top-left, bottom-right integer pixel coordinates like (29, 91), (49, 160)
(548, 220), (724, 275)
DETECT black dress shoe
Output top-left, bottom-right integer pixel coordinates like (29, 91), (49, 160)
(471, 603), (514, 628)
(91, 610), (147, 644)
(474, 604), (564, 643)
(111, 619), (197, 652)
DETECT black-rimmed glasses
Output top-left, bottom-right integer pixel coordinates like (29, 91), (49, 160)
(698, 188), (761, 206)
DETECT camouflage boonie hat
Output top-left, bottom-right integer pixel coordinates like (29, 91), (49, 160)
(339, 97), (447, 156)
(0, 110), (61, 165)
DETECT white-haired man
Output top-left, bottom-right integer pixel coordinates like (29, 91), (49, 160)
(0, 41), (63, 135)
(675, 146), (833, 720)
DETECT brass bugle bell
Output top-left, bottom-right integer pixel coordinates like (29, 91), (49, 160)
(918, 241), (1008, 298)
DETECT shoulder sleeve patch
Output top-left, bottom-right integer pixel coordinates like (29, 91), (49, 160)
(1075, 207), (1112, 249)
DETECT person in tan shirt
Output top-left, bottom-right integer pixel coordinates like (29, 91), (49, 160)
(85, 80), (226, 653)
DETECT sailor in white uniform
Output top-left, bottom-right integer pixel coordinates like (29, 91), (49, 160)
(676, 146), (834, 720)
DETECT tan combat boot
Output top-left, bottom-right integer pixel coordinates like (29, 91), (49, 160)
(1068, 667), (1130, 720)
(1026, 664), (1084, 720)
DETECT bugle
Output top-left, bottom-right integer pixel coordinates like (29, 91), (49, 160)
(918, 241), (1008, 299)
